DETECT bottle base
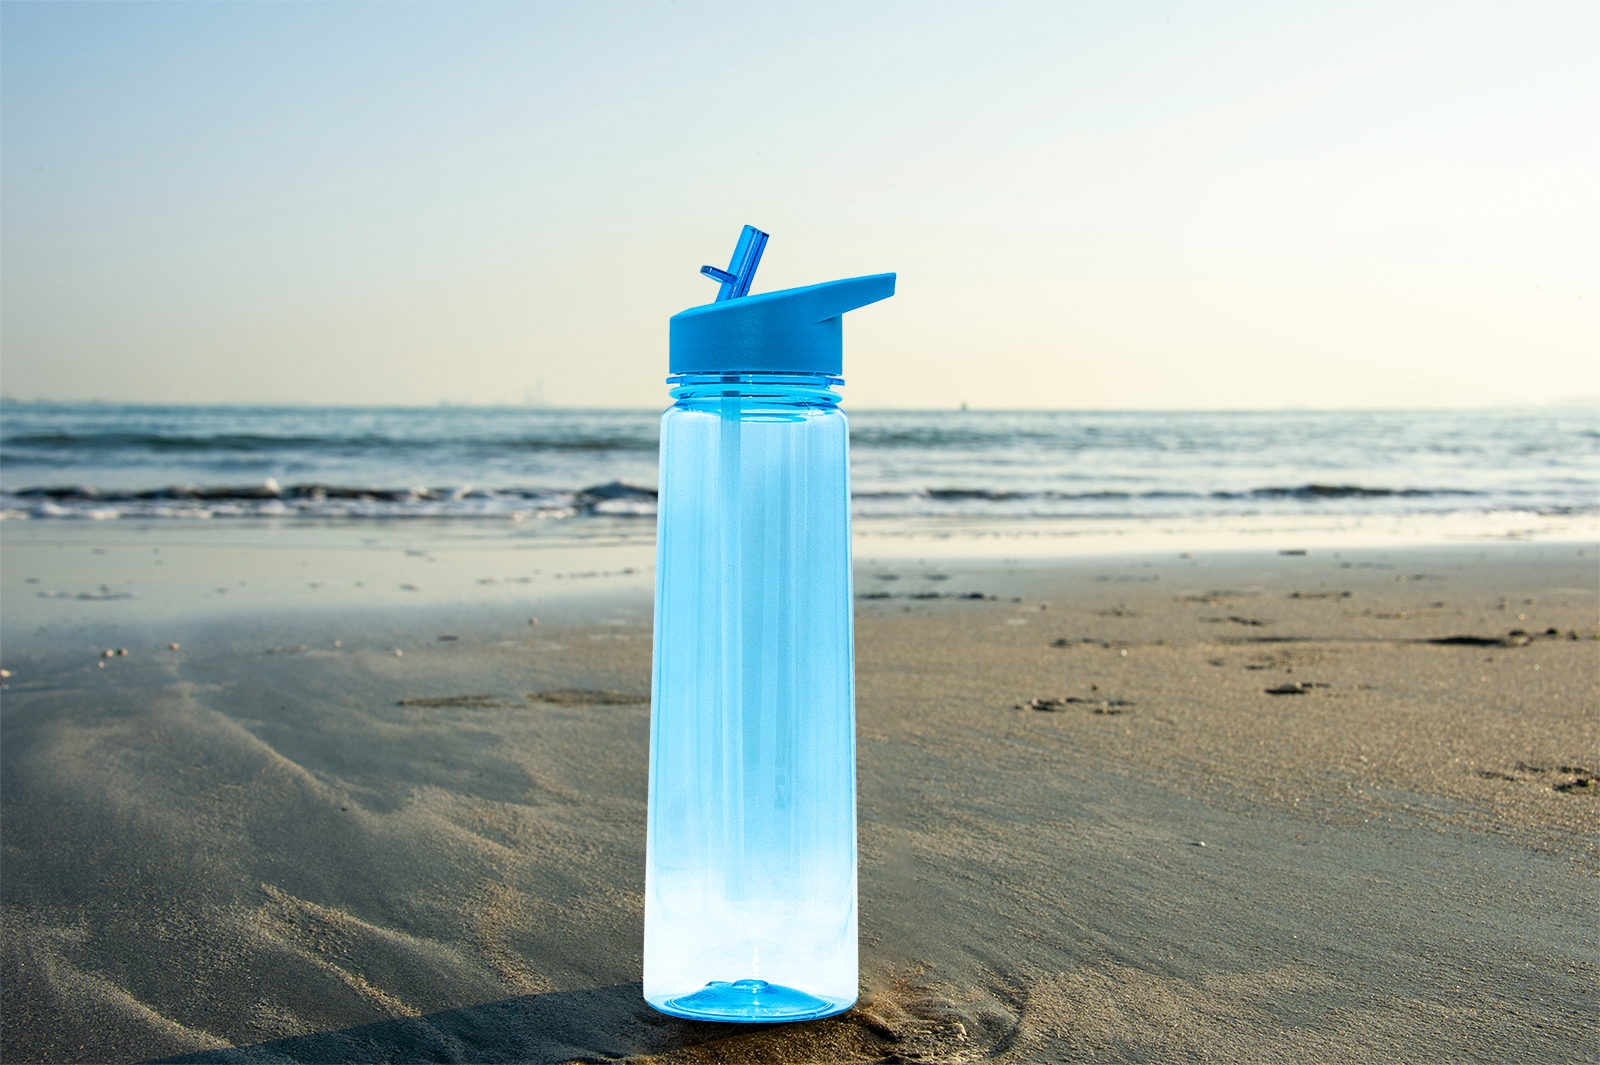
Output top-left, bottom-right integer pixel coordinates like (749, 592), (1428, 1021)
(651, 979), (854, 1022)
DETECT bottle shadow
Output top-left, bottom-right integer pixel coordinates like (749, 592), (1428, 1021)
(146, 982), (898, 1064)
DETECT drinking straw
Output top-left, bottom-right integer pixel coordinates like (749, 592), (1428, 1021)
(719, 379), (744, 899)
(702, 226), (769, 301)
(702, 225), (767, 898)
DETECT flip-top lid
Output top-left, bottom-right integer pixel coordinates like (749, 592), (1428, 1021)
(669, 226), (895, 375)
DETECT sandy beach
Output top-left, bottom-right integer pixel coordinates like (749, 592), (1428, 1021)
(1, 522), (1595, 1063)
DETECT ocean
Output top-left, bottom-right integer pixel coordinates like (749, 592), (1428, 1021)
(1, 403), (1595, 529)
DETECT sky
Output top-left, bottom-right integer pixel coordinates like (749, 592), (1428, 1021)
(1, 1), (1595, 410)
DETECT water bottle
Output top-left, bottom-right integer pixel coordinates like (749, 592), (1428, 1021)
(644, 226), (895, 1022)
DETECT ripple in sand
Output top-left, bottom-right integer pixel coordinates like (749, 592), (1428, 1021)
(527, 689), (647, 706)
(1017, 696), (1134, 715)
(396, 694), (512, 708)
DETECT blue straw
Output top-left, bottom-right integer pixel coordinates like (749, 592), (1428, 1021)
(701, 226), (769, 301)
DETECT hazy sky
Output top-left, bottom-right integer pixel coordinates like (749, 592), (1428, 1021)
(2, 1), (1595, 410)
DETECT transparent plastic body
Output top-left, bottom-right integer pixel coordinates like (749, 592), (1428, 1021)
(645, 371), (856, 1022)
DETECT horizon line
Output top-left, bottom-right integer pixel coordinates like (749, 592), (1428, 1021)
(3, 398), (1597, 414)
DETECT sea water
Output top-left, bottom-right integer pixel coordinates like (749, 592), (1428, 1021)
(2, 403), (1595, 525)
(644, 374), (856, 1021)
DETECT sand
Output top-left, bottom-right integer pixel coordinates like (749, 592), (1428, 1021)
(1, 523), (1596, 1063)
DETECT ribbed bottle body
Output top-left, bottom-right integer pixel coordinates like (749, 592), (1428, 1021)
(644, 373), (856, 1022)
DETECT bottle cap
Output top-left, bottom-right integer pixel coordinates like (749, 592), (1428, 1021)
(670, 227), (895, 375)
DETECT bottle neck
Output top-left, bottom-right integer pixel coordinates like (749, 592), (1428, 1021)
(668, 372), (842, 409)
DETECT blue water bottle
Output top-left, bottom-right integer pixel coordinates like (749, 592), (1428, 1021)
(644, 227), (895, 1022)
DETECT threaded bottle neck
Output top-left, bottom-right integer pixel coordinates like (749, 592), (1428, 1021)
(668, 372), (842, 410)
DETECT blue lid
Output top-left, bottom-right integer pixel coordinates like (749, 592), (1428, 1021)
(671, 227), (895, 375)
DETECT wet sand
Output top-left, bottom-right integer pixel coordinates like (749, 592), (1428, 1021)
(1, 526), (1595, 1063)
